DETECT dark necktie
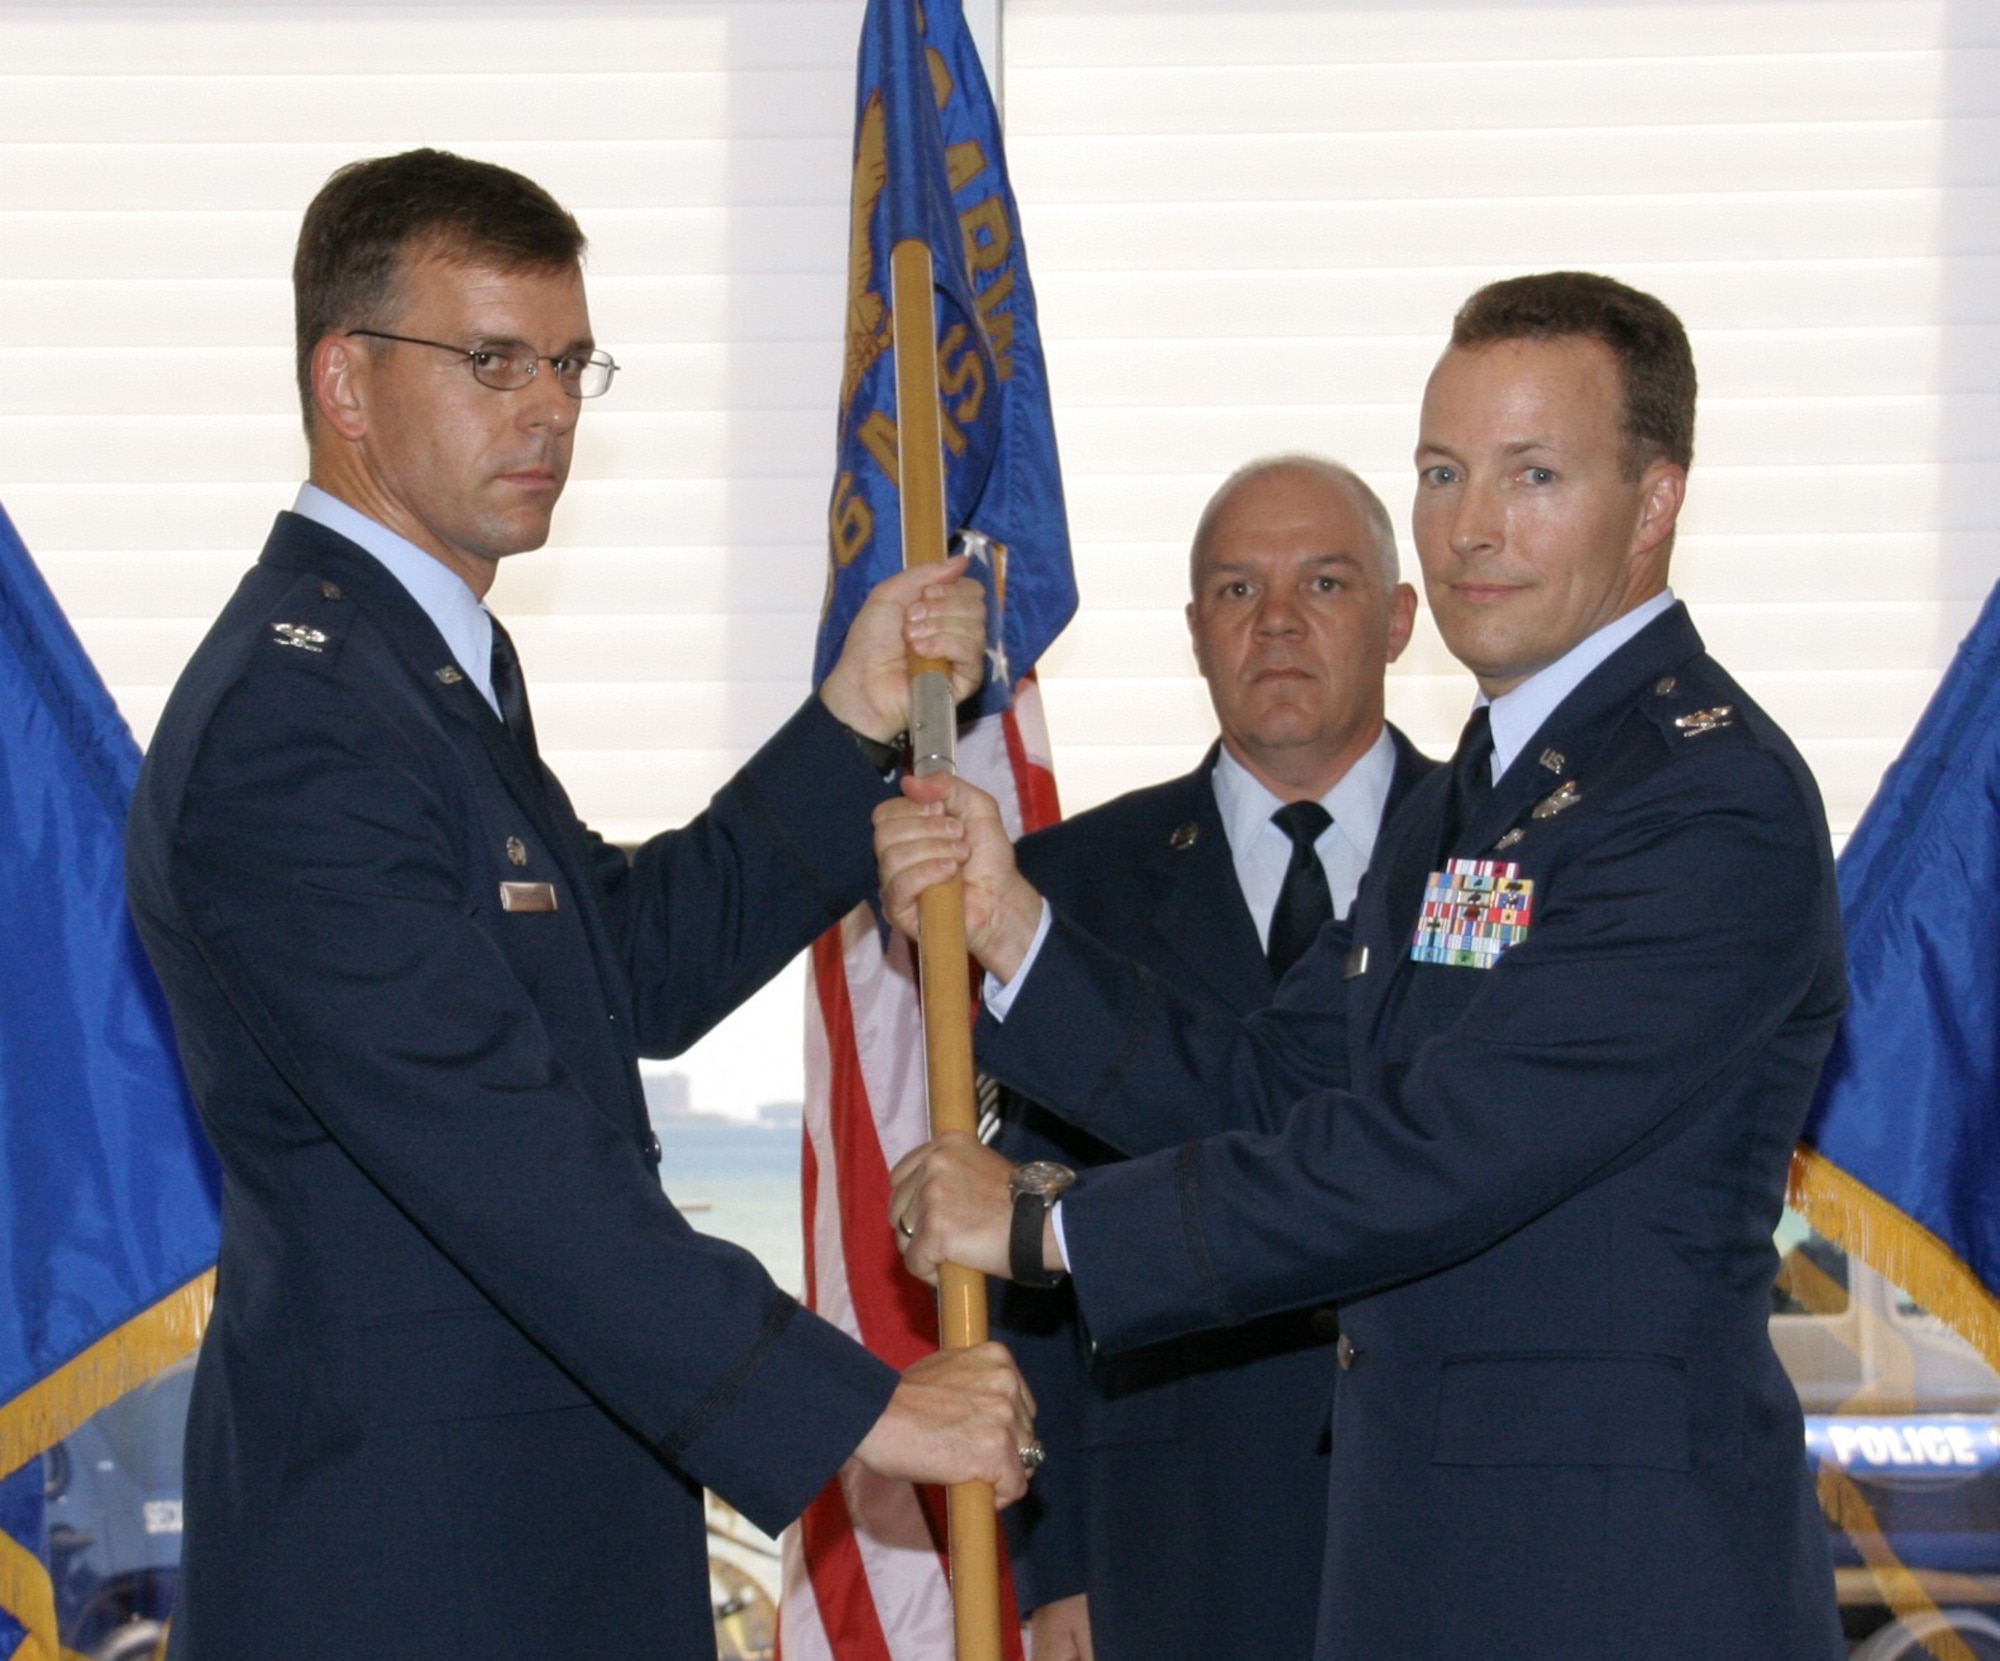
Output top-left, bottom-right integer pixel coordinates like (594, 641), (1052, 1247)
(1267, 800), (1335, 978)
(488, 615), (541, 772)
(1440, 704), (1495, 853)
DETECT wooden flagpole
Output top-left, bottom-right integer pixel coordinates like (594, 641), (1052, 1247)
(888, 235), (1005, 1661)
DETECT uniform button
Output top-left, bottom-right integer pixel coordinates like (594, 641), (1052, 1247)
(645, 1133), (662, 1162)
(1308, 1308), (1341, 1341)
(1336, 1333), (1360, 1370)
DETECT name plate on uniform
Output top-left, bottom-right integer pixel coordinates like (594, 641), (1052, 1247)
(1410, 859), (1532, 969)
(499, 881), (559, 914)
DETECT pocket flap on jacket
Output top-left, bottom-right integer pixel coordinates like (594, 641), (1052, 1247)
(1432, 1351), (1690, 1471)
(364, 1306), (592, 1426)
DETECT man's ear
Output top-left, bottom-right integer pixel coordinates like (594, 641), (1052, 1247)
(311, 334), (370, 443)
(1385, 582), (1418, 664)
(1629, 460), (1686, 567)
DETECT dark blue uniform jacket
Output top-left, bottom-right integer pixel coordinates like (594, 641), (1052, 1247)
(125, 515), (900, 1661)
(980, 606), (1847, 1661)
(995, 733), (1432, 1660)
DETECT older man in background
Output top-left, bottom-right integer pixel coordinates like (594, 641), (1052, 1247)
(996, 454), (1429, 1661)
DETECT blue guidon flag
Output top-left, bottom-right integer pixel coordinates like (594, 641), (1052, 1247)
(812, 0), (1075, 717)
(0, 501), (220, 1661)
(1792, 580), (2000, 1375)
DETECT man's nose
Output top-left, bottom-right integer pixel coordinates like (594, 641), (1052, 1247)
(1449, 481), (1502, 559)
(1253, 588), (1305, 636)
(520, 361), (577, 433)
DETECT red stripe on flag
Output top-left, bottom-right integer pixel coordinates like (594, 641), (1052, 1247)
(800, 1116), (820, 1313)
(798, 1480), (899, 1661)
(1002, 685), (1061, 835)
(811, 928), (937, 1368)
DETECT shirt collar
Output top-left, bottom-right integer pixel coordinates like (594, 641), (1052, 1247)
(1210, 725), (1399, 856)
(291, 483), (498, 712)
(1480, 588), (1676, 782)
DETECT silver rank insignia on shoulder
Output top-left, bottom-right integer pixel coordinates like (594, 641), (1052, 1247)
(1531, 779), (1583, 820)
(1538, 748), (1565, 774)
(1169, 821), (1199, 851)
(505, 836), (528, 868)
(1493, 827), (1526, 851)
(271, 622), (326, 653)
(435, 666), (464, 685)
(1675, 705), (1735, 736)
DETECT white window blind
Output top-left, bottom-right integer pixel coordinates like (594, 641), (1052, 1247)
(1004, 0), (1998, 832)
(0, 0), (1992, 853)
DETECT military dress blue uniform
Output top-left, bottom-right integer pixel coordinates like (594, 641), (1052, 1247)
(979, 604), (1847, 1661)
(125, 513), (902, 1661)
(994, 733), (1433, 1658)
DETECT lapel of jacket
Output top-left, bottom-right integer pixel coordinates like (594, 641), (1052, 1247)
(257, 517), (622, 962)
(1358, 605), (1708, 1039)
(1147, 750), (1275, 1012)
(260, 516), (571, 847)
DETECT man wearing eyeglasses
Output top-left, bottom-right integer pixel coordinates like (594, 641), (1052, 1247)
(125, 148), (1036, 1661)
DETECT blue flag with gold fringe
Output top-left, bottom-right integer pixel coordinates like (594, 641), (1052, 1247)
(0, 501), (219, 1661)
(813, 0), (1075, 717)
(1792, 579), (2000, 1372)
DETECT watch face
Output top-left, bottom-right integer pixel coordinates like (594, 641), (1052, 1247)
(1011, 1160), (1076, 1200)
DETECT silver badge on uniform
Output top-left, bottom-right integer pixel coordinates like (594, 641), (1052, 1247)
(271, 622), (326, 654)
(1531, 780), (1583, 820)
(1675, 706), (1735, 736)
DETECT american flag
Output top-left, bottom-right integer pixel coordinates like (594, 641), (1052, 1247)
(783, 689), (1059, 1659)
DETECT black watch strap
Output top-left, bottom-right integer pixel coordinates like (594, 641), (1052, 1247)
(850, 728), (905, 775)
(1010, 1189), (1065, 1288)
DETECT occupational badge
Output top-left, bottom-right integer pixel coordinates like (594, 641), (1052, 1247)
(1531, 780), (1583, 820)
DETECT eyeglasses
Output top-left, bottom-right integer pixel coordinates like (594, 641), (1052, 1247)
(346, 329), (620, 399)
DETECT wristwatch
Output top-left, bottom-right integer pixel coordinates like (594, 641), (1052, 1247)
(1007, 1160), (1076, 1288)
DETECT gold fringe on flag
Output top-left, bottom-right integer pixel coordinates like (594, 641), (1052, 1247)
(0, 1269), (213, 1481)
(0, 1520), (92, 1661)
(1789, 1146), (2000, 1377)
(1816, 1463), (1981, 1661)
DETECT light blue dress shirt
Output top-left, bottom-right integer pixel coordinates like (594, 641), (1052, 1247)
(291, 483), (501, 718)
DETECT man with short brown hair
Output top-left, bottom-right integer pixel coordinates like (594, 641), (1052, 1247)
(880, 272), (1847, 1660)
(127, 148), (1034, 1661)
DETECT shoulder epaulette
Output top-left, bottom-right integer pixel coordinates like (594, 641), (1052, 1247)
(257, 573), (354, 668)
